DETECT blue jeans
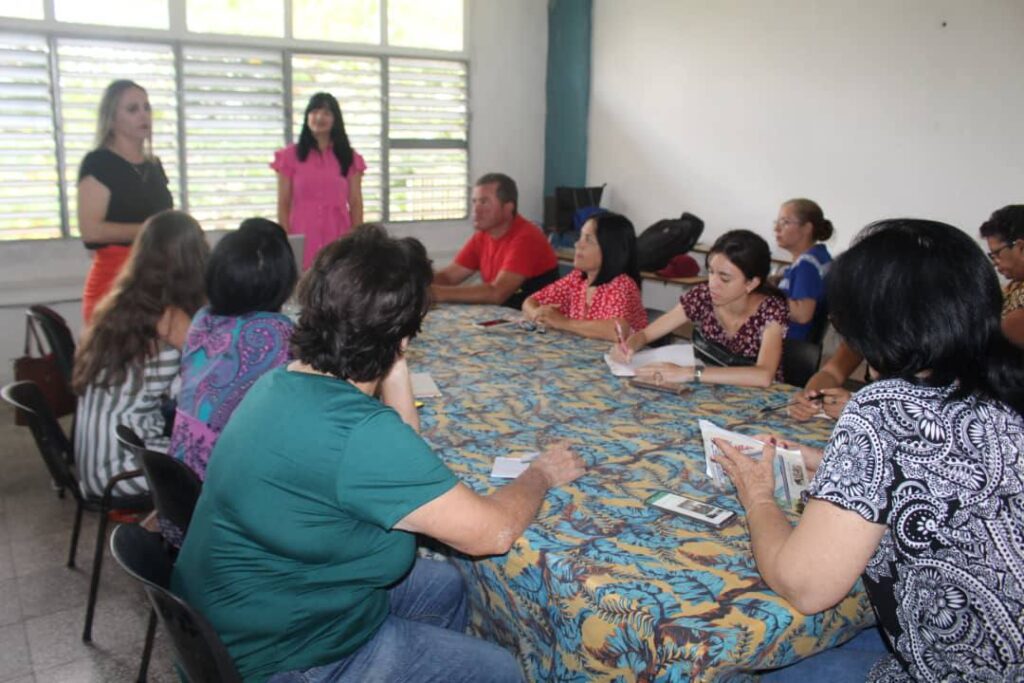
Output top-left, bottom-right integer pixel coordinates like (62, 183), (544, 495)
(759, 626), (889, 682)
(267, 558), (523, 683)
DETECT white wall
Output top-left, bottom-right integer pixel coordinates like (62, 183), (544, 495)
(0, 0), (548, 383)
(589, 0), (1024, 252)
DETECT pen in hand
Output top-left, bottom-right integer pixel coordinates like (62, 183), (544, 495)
(760, 393), (826, 414)
(615, 321), (630, 358)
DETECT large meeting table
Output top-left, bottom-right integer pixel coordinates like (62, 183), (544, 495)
(407, 304), (873, 682)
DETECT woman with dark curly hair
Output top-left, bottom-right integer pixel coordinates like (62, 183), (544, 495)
(72, 209), (208, 497)
(714, 219), (1024, 682)
(172, 225), (584, 683)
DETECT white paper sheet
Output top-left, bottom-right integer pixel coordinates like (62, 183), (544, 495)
(603, 343), (696, 377)
(411, 372), (442, 398)
(490, 452), (539, 479)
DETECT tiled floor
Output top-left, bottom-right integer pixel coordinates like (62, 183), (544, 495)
(0, 402), (179, 682)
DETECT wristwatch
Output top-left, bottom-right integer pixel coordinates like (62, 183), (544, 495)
(693, 366), (703, 383)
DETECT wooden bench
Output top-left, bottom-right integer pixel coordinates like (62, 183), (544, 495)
(555, 248), (708, 287)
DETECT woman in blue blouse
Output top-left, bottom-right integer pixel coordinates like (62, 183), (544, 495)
(774, 199), (833, 341)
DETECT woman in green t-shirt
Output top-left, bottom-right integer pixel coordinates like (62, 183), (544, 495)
(172, 225), (585, 683)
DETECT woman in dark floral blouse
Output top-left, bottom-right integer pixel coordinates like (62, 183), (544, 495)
(613, 229), (788, 386)
(714, 219), (1024, 682)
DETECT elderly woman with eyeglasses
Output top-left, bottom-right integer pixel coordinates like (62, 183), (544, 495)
(773, 198), (833, 342)
(979, 204), (1024, 349)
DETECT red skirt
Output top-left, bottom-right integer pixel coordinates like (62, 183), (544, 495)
(82, 245), (131, 324)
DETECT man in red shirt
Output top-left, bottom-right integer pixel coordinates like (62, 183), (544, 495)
(432, 173), (559, 308)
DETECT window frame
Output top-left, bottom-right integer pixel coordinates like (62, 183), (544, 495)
(0, 0), (470, 241)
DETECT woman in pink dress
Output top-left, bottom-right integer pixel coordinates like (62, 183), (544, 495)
(272, 92), (366, 268)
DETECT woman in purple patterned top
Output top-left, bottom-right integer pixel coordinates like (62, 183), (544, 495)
(612, 229), (788, 386)
(168, 218), (298, 482)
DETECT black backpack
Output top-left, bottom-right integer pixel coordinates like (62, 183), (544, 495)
(636, 213), (704, 272)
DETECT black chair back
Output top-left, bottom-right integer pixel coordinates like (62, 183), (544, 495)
(110, 524), (242, 683)
(115, 424), (146, 459)
(782, 339), (823, 388)
(140, 449), (202, 536)
(1, 381), (82, 503)
(28, 305), (76, 385)
(806, 308), (830, 346)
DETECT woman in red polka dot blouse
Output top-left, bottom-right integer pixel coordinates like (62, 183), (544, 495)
(611, 230), (788, 387)
(522, 212), (647, 341)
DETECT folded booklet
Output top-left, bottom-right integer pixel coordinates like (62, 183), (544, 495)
(604, 343), (696, 377)
(698, 420), (809, 506)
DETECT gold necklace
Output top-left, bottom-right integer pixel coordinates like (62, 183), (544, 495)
(130, 161), (150, 183)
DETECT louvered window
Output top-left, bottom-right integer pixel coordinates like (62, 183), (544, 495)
(56, 39), (179, 235)
(292, 54), (383, 221)
(0, 33), (60, 240)
(183, 46), (283, 230)
(387, 58), (467, 221)
(0, 0), (467, 240)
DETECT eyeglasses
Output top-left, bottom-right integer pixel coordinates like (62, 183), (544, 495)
(774, 217), (801, 228)
(988, 242), (1016, 262)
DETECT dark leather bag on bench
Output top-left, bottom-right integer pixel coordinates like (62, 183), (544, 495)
(636, 212), (704, 272)
(13, 313), (76, 425)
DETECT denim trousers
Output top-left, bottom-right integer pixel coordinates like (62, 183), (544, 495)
(758, 626), (889, 682)
(267, 558), (524, 683)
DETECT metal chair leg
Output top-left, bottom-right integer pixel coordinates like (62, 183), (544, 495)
(82, 507), (110, 642)
(82, 469), (147, 643)
(67, 501), (84, 568)
(137, 608), (157, 682)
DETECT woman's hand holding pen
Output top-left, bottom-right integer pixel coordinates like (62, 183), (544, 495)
(788, 387), (851, 420)
(609, 328), (646, 363)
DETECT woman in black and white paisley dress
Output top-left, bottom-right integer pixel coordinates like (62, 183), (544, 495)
(712, 219), (1024, 682)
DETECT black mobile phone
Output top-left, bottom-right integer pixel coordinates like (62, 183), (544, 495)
(474, 318), (512, 328)
(646, 491), (736, 528)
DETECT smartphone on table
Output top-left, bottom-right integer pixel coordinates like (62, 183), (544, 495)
(473, 318), (513, 328)
(646, 491), (736, 528)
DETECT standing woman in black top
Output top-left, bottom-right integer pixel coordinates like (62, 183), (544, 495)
(78, 79), (173, 324)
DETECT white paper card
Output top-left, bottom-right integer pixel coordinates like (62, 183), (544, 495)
(698, 420), (808, 505)
(604, 343), (696, 377)
(490, 452), (539, 479)
(411, 372), (442, 398)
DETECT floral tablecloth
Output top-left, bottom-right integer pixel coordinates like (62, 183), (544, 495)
(407, 304), (873, 682)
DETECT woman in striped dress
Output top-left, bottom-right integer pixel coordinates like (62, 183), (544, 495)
(72, 210), (209, 498)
